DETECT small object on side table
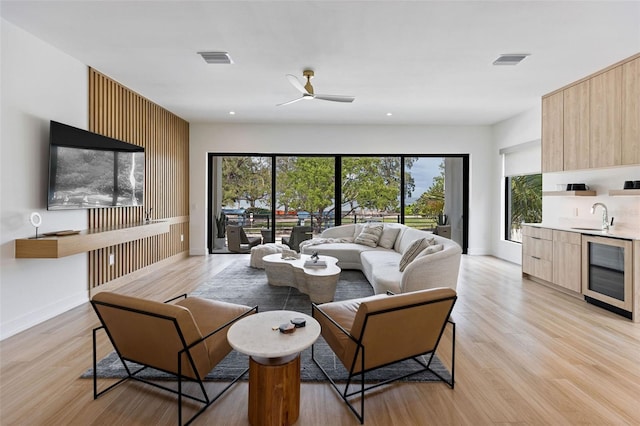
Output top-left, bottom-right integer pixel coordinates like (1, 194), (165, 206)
(291, 318), (306, 328)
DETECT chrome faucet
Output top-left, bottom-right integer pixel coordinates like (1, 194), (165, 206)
(590, 202), (609, 231)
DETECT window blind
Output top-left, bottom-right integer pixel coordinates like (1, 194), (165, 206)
(500, 140), (541, 177)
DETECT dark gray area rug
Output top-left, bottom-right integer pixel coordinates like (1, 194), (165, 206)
(85, 260), (451, 383)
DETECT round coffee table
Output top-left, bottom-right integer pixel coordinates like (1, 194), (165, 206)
(262, 253), (341, 303)
(227, 310), (320, 426)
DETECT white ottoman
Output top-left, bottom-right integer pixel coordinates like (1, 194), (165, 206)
(249, 243), (287, 269)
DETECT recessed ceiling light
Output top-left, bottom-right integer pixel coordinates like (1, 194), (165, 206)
(229, 111), (236, 115)
(386, 112), (393, 116)
(493, 53), (530, 66)
(197, 51), (234, 64)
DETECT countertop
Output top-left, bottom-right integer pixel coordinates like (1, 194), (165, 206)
(524, 223), (640, 241)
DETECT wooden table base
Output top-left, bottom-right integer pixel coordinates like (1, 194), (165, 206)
(248, 354), (301, 426)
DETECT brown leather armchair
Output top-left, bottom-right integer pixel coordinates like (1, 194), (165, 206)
(311, 287), (457, 423)
(91, 292), (257, 425)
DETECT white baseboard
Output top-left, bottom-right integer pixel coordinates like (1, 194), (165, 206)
(466, 247), (492, 256)
(0, 291), (87, 341)
(190, 248), (207, 256)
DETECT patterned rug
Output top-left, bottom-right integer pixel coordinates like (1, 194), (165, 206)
(84, 260), (451, 383)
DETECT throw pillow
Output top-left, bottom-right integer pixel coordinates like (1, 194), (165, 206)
(354, 222), (384, 247)
(399, 237), (433, 272)
(378, 226), (401, 249)
(416, 244), (444, 258)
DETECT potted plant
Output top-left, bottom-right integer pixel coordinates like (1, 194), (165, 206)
(214, 211), (226, 249)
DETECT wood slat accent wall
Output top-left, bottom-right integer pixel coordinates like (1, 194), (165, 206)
(87, 68), (189, 288)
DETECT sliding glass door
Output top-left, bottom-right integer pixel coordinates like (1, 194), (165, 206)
(208, 153), (468, 253)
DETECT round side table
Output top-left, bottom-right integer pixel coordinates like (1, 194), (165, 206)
(227, 310), (320, 426)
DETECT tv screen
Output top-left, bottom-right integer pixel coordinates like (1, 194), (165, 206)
(47, 121), (144, 210)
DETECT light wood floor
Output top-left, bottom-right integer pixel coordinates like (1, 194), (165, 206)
(2, 254), (639, 425)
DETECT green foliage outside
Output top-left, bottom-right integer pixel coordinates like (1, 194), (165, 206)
(407, 161), (444, 218)
(509, 174), (542, 230)
(221, 157), (271, 208)
(221, 156), (449, 231)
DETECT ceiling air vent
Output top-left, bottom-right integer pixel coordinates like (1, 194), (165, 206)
(493, 54), (530, 66)
(197, 51), (233, 64)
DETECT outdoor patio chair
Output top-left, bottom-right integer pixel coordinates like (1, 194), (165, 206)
(226, 225), (261, 253)
(282, 226), (313, 252)
(91, 292), (257, 425)
(311, 287), (457, 424)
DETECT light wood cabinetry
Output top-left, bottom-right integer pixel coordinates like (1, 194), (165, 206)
(541, 92), (564, 173)
(541, 52), (639, 171)
(552, 230), (582, 293)
(589, 66), (622, 168)
(15, 221), (170, 258)
(522, 226), (582, 294)
(622, 57), (640, 165)
(522, 226), (553, 283)
(563, 81), (590, 170)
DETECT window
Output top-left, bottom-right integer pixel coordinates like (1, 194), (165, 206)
(505, 174), (542, 242)
(209, 153), (469, 253)
(501, 140), (542, 243)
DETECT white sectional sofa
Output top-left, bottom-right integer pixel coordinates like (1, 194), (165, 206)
(300, 223), (462, 294)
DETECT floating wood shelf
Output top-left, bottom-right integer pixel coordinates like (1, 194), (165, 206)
(15, 221), (170, 259)
(542, 190), (597, 196)
(609, 189), (640, 196)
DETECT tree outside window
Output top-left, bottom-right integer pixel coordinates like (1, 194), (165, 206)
(506, 174), (542, 242)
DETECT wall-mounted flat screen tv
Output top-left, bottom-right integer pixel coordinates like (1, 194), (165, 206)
(48, 121), (144, 210)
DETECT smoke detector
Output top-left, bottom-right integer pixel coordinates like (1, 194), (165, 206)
(197, 51), (233, 64)
(493, 54), (530, 66)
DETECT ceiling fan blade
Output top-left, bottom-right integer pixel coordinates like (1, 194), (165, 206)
(276, 96), (306, 107)
(286, 74), (309, 94)
(313, 94), (355, 103)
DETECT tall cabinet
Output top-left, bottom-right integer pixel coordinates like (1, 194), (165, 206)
(622, 57), (640, 165)
(541, 53), (640, 172)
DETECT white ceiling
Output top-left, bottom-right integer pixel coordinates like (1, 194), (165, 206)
(2, 1), (639, 126)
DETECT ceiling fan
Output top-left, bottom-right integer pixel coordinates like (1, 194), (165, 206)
(277, 69), (355, 106)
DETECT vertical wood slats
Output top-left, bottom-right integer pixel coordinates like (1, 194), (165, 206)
(88, 68), (189, 288)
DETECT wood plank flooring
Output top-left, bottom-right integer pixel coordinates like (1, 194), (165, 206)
(1, 254), (639, 425)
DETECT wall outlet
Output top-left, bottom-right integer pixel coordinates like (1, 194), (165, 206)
(109, 253), (115, 265)
(180, 234), (184, 242)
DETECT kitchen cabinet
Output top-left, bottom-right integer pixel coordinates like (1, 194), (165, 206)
(541, 52), (640, 172)
(541, 92), (564, 173)
(553, 230), (582, 293)
(589, 66), (622, 168)
(522, 226), (553, 283)
(563, 81), (590, 171)
(522, 226), (582, 294)
(622, 57), (640, 165)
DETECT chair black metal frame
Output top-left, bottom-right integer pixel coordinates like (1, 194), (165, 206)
(91, 294), (258, 425)
(311, 295), (456, 424)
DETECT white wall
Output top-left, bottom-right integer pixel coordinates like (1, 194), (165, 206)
(543, 167), (640, 234)
(189, 123), (494, 256)
(491, 107), (543, 264)
(0, 20), (89, 340)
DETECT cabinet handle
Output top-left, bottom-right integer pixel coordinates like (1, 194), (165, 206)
(532, 256), (541, 260)
(531, 237), (541, 240)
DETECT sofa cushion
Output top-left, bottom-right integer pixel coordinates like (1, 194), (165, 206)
(302, 242), (375, 268)
(354, 222), (384, 247)
(417, 244), (444, 258)
(378, 224), (402, 249)
(399, 237), (435, 272)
